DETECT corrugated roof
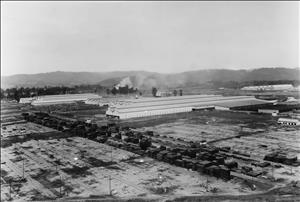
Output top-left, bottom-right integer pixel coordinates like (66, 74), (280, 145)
(214, 99), (271, 108)
(111, 96), (270, 114)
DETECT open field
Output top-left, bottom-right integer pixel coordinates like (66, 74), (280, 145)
(213, 127), (300, 159)
(117, 110), (277, 128)
(134, 110), (300, 186)
(130, 110), (276, 133)
(133, 111), (299, 156)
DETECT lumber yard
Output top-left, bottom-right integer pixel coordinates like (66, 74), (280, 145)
(2, 96), (300, 201)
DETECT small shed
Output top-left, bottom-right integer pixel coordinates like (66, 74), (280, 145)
(278, 118), (300, 126)
(258, 109), (279, 116)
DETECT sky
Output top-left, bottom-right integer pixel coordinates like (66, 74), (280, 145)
(1, 1), (299, 76)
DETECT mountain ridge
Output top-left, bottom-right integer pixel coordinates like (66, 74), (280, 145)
(1, 67), (299, 89)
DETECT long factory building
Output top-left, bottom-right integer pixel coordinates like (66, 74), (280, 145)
(20, 93), (101, 106)
(106, 94), (273, 119)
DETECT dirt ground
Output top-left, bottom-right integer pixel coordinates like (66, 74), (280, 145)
(135, 111), (300, 186)
(1, 137), (262, 201)
(134, 111), (273, 145)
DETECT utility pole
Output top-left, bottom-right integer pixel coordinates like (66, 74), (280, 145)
(108, 175), (112, 196)
(109, 145), (112, 196)
(272, 165), (274, 181)
(60, 175), (63, 197)
(22, 155), (25, 179)
(206, 175), (209, 192)
(110, 146), (113, 162)
(9, 181), (12, 200)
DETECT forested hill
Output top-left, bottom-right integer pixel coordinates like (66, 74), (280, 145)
(1, 68), (299, 89)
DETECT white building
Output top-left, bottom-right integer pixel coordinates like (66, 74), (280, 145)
(19, 97), (36, 104)
(30, 93), (101, 106)
(106, 95), (271, 119)
(258, 109), (279, 116)
(277, 118), (300, 126)
(214, 106), (230, 111)
(241, 84), (295, 91)
(84, 98), (103, 105)
(155, 91), (172, 97)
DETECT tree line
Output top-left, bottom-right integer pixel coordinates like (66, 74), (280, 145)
(151, 87), (183, 97)
(1, 84), (141, 101)
(107, 85), (139, 95)
(210, 80), (300, 89)
(1, 86), (80, 101)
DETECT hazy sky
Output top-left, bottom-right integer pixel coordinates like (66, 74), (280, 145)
(1, 1), (299, 76)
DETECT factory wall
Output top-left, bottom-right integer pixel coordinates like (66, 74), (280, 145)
(118, 107), (193, 119)
(215, 106), (230, 111)
(30, 94), (101, 106)
(106, 95), (272, 119)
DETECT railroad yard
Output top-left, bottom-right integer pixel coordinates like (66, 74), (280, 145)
(1, 99), (300, 201)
